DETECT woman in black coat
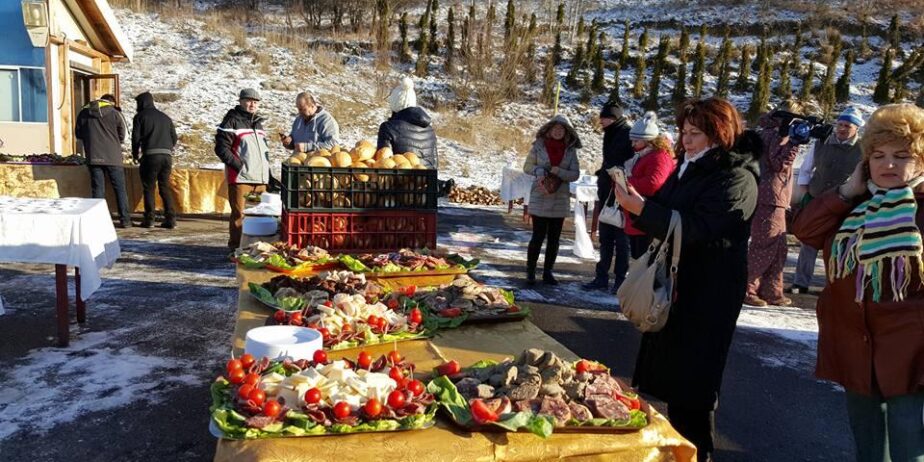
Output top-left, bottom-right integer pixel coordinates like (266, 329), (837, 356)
(377, 76), (438, 167)
(614, 98), (760, 461)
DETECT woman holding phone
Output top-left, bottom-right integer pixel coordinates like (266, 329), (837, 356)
(791, 103), (924, 462)
(613, 98), (760, 461)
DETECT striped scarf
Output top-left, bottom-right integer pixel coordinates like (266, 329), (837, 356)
(829, 178), (924, 302)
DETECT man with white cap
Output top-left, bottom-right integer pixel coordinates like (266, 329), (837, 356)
(789, 106), (865, 294)
(377, 76), (438, 167)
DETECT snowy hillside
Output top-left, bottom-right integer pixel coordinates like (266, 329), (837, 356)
(111, 0), (923, 189)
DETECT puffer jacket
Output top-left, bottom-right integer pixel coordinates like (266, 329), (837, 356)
(214, 105), (270, 185)
(289, 107), (339, 152)
(377, 107), (438, 167)
(75, 100), (125, 166)
(131, 92), (177, 160)
(522, 115), (582, 218)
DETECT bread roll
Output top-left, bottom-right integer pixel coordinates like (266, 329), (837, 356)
(375, 147), (393, 162)
(403, 152), (421, 166)
(334, 152), (353, 168)
(307, 156), (332, 167)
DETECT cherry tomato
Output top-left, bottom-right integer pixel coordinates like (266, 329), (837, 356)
(363, 398), (383, 417)
(262, 399), (282, 418)
(289, 312), (303, 325)
(616, 392), (641, 411)
(470, 399), (499, 424)
(436, 360), (461, 376)
(273, 310), (287, 323)
(394, 376), (408, 389)
(387, 350), (402, 365)
(248, 388), (266, 406)
(367, 315), (380, 327)
(386, 299), (399, 310)
(407, 380), (425, 396)
(389, 366), (405, 382)
(313, 349), (328, 364)
(439, 307), (462, 318)
(387, 390), (406, 409)
(237, 384), (254, 400)
(304, 387), (322, 405)
(357, 351), (372, 369)
(228, 368), (246, 384)
(377, 318), (388, 331)
(323, 300), (333, 307)
(341, 324), (353, 333)
(307, 322), (319, 330)
(317, 327), (331, 339)
(244, 373), (261, 386)
(240, 353), (256, 369)
(575, 360), (590, 374)
(227, 359), (243, 373)
(333, 401), (352, 419)
(408, 308), (423, 325)
(402, 285), (417, 297)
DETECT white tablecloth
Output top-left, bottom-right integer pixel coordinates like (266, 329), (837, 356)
(0, 197), (121, 300)
(499, 166), (534, 205)
(569, 176), (599, 259)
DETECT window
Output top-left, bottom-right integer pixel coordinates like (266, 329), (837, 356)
(0, 67), (47, 123)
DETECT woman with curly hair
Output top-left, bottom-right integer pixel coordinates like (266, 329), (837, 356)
(792, 103), (924, 462)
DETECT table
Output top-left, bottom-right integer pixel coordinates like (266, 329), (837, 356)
(0, 197), (121, 346)
(569, 176), (598, 260)
(0, 163), (231, 215)
(215, 268), (697, 461)
(499, 166), (533, 221)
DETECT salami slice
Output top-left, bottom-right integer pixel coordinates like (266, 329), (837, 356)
(585, 395), (631, 421)
(568, 402), (594, 422)
(538, 396), (572, 427)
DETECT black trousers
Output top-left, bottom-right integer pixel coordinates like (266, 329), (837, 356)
(527, 216), (564, 273)
(594, 222), (629, 288)
(629, 234), (652, 259)
(668, 402), (716, 462)
(140, 154), (176, 221)
(89, 165), (131, 225)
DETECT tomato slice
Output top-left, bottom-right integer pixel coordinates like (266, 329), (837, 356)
(616, 391), (641, 411)
(436, 360), (461, 376)
(470, 399), (499, 424)
(439, 307), (462, 318)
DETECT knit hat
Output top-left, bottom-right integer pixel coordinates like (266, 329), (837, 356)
(837, 106), (864, 128)
(388, 76), (417, 113)
(630, 111), (661, 141)
(599, 102), (624, 120)
(239, 88), (261, 101)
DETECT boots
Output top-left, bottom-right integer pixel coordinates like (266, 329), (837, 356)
(141, 214), (155, 228)
(526, 262), (537, 285)
(542, 271), (559, 285)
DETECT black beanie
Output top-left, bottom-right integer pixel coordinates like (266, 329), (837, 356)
(600, 102), (624, 120)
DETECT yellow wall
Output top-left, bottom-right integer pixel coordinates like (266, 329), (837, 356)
(0, 122), (51, 154)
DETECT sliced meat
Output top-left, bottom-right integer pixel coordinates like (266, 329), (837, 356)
(482, 396), (512, 415)
(245, 415), (278, 428)
(538, 396), (572, 427)
(568, 402), (594, 422)
(513, 399), (541, 413)
(507, 377), (540, 401)
(455, 377), (484, 399)
(474, 384), (496, 399)
(563, 381), (586, 401)
(584, 382), (616, 399)
(591, 374), (623, 392)
(539, 382), (565, 397)
(585, 395), (631, 421)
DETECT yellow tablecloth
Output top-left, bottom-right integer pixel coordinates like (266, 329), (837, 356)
(217, 268), (697, 462)
(0, 163), (230, 215)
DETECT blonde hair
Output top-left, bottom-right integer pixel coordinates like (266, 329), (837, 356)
(860, 103), (924, 166)
(649, 135), (676, 158)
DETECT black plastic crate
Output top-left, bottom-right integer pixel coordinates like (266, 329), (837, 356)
(281, 164), (439, 212)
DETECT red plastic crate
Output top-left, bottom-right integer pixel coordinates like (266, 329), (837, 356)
(281, 210), (437, 253)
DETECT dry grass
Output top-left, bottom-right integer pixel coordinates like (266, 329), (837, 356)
(436, 112), (532, 157)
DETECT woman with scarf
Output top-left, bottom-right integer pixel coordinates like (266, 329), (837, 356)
(523, 114), (582, 285)
(622, 111), (676, 258)
(792, 103), (924, 462)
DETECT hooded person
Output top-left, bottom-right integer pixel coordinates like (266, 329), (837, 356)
(75, 93), (131, 228)
(582, 101), (634, 292)
(790, 105), (865, 294)
(131, 91), (178, 228)
(279, 91), (340, 152)
(215, 88), (271, 248)
(376, 76), (438, 167)
(523, 114), (582, 285)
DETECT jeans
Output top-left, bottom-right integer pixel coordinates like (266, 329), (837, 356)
(140, 154), (175, 222)
(89, 165), (131, 224)
(793, 244), (819, 288)
(527, 216), (564, 274)
(595, 222), (630, 289)
(845, 390), (924, 462)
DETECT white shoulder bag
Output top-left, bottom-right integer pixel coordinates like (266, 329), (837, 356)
(597, 189), (625, 228)
(616, 210), (682, 332)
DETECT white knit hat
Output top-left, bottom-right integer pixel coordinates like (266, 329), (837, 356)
(630, 111), (660, 141)
(388, 76), (417, 113)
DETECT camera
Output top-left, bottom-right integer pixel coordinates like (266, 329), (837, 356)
(771, 110), (834, 144)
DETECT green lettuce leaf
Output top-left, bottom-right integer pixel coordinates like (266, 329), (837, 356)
(522, 415), (555, 438)
(338, 255), (370, 272)
(249, 283), (279, 307)
(277, 296), (306, 312)
(210, 379), (231, 413)
(499, 289), (516, 306)
(426, 375), (472, 424)
(466, 359), (499, 370)
(446, 254), (480, 269)
(236, 253), (266, 268)
(265, 253), (295, 270)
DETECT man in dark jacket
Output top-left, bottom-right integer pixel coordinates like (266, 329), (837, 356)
(377, 76), (438, 167)
(215, 88), (271, 248)
(75, 94), (131, 228)
(582, 101), (634, 292)
(132, 91), (178, 229)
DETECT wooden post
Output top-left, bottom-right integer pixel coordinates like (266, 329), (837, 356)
(55, 264), (69, 347)
(75, 267), (85, 324)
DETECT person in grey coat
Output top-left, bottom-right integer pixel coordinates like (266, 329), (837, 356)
(523, 114), (582, 285)
(280, 91), (339, 152)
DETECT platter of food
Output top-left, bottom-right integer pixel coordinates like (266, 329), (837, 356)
(210, 350), (436, 439)
(234, 242), (338, 273)
(426, 349), (649, 438)
(249, 271), (383, 312)
(384, 276), (528, 329)
(338, 249), (478, 278)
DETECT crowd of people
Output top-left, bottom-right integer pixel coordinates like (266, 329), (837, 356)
(522, 99), (924, 462)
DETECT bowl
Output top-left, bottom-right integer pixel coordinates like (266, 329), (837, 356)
(244, 325), (323, 361)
